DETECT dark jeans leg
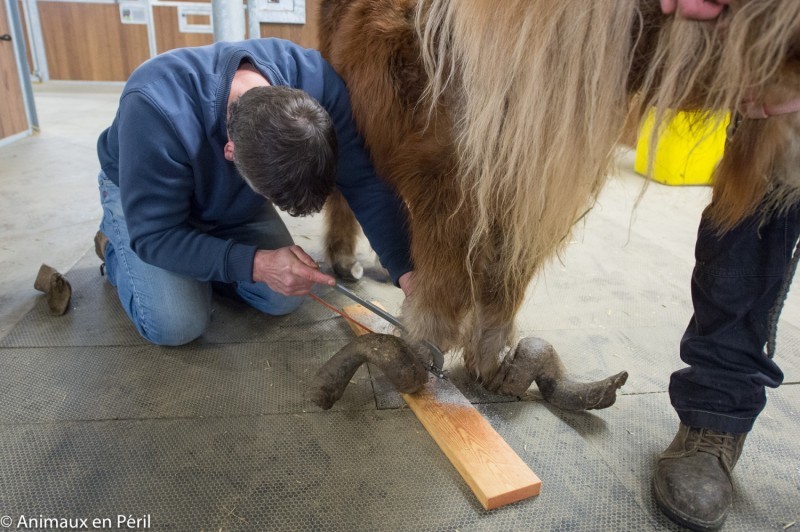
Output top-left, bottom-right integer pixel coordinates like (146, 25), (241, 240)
(670, 204), (800, 434)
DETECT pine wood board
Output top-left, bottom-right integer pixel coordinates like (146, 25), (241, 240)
(341, 302), (541, 510)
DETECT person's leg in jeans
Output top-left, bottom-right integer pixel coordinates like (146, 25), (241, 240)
(98, 172), (212, 346)
(654, 201), (800, 531)
(207, 203), (305, 316)
(673, 204), (800, 431)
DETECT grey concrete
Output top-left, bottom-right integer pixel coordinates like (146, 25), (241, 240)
(0, 84), (797, 531)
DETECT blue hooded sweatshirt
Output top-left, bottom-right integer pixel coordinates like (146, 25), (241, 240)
(97, 38), (412, 285)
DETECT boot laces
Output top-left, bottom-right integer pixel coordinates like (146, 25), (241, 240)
(693, 429), (739, 470)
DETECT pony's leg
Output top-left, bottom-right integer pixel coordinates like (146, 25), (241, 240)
(401, 269), (470, 356)
(461, 304), (516, 385)
(323, 191), (363, 281)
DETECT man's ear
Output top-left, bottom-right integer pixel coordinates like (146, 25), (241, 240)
(224, 140), (235, 162)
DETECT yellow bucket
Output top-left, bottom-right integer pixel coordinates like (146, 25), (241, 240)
(634, 110), (729, 186)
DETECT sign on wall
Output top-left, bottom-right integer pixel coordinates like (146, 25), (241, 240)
(252, 0), (305, 24)
(119, 1), (147, 24)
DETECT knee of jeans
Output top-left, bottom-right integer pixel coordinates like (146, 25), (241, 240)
(263, 294), (304, 316)
(138, 307), (210, 346)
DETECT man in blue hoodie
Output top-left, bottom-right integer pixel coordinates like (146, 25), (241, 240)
(95, 39), (413, 346)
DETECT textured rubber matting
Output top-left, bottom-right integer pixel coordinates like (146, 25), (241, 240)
(547, 387), (800, 531)
(1, 392), (797, 531)
(0, 341), (376, 423)
(0, 253), (386, 348)
(0, 406), (655, 531)
(2, 243), (799, 529)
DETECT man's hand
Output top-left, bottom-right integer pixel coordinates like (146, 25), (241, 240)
(660, 0), (730, 20)
(253, 246), (335, 296)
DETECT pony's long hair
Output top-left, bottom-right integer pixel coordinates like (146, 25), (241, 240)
(416, 0), (639, 308)
(638, 0), (800, 231)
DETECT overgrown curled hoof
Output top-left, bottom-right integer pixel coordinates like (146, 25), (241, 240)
(33, 263), (72, 316)
(308, 333), (428, 410)
(540, 368), (628, 411)
(487, 336), (628, 411)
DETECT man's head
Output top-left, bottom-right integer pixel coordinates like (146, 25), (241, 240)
(226, 86), (338, 216)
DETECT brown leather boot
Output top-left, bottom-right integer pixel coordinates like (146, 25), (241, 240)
(654, 423), (747, 531)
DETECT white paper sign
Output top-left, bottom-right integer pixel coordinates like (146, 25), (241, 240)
(254, 0), (305, 24)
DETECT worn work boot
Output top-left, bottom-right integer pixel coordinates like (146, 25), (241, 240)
(94, 230), (109, 261)
(654, 423), (747, 531)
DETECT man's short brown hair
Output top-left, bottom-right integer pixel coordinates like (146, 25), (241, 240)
(228, 85), (338, 216)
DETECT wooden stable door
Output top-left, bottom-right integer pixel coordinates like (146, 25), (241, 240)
(37, 1), (150, 81)
(0, 0), (28, 140)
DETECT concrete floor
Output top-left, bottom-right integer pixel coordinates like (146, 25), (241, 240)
(0, 85), (797, 531)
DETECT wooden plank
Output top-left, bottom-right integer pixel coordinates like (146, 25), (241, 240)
(342, 302), (541, 510)
(340, 302), (394, 336)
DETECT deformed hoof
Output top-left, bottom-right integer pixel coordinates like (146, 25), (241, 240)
(484, 347), (538, 396)
(539, 369), (628, 411)
(308, 333), (428, 410)
(34, 263), (72, 316)
(491, 336), (628, 411)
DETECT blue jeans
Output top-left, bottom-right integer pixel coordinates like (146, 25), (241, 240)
(98, 172), (303, 346)
(671, 202), (800, 433)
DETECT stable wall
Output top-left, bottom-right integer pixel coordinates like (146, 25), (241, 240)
(17, 0), (319, 82)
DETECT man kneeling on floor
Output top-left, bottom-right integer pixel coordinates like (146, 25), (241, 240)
(94, 38), (413, 345)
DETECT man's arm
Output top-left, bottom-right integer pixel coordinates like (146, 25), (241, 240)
(319, 63), (414, 287)
(117, 91), (258, 284)
(118, 90), (334, 296)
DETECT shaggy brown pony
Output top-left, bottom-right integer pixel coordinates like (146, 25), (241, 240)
(318, 0), (800, 395)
